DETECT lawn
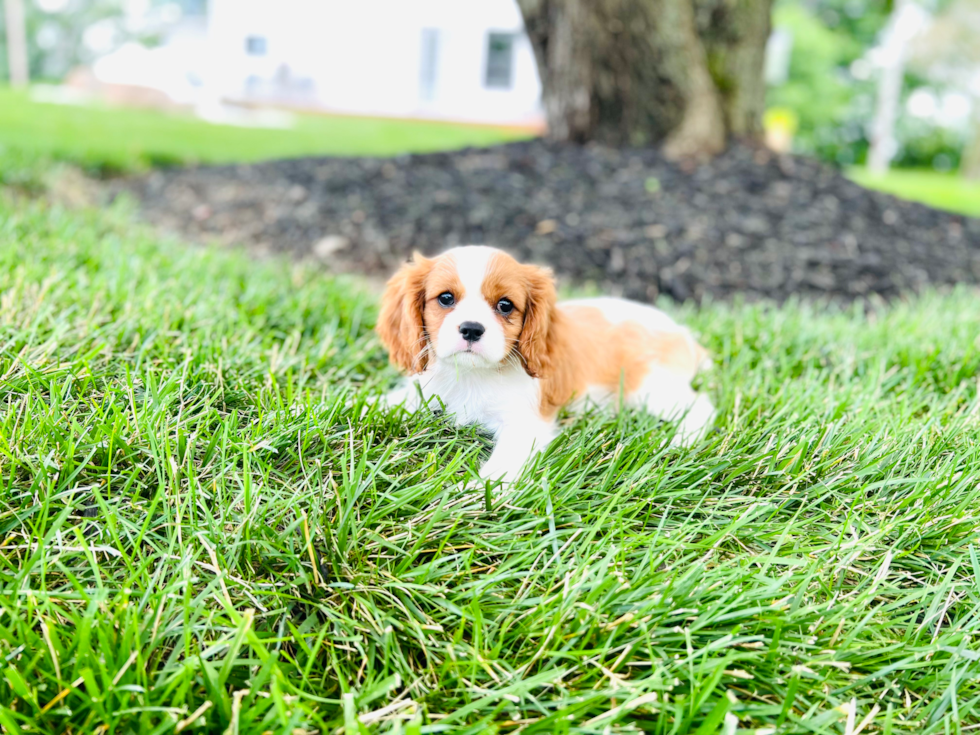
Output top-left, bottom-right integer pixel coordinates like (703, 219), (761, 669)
(2, 193), (980, 733)
(0, 86), (530, 176)
(848, 168), (980, 218)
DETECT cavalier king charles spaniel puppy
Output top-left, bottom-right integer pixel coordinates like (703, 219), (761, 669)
(376, 245), (715, 484)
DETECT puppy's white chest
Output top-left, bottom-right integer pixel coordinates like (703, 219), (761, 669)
(441, 386), (501, 430)
(421, 366), (539, 435)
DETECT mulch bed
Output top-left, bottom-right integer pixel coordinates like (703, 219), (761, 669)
(119, 139), (980, 303)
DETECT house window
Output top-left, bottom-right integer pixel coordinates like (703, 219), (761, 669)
(484, 32), (514, 89)
(246, 35), (267, 56)
(176, 0), (207, 16)
(419, 28), (440, 101)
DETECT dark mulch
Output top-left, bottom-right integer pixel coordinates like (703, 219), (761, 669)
(119, 139), (980, 303)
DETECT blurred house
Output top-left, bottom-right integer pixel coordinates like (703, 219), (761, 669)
(207, 0), (543, 127)
(80, 0), (544, 129)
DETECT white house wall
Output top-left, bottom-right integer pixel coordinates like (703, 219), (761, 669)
(207, 0), (543, 126)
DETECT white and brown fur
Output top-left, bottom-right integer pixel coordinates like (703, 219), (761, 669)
(376, 245), (715, 483)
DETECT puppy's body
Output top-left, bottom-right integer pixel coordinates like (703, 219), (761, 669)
(377, 246), (714, 483)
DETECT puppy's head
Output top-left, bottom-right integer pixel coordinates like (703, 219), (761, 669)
(376, 246), (556, 377)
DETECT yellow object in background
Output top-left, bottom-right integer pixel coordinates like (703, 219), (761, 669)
(764, 107), (799, 153)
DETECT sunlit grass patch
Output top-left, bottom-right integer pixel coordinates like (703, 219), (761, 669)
(0, 85), (531, 179)
(849, 167), (980, 218)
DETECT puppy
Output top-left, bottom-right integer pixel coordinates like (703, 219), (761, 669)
(376, 245), (715, 484)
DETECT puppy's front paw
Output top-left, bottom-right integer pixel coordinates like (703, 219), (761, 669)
(478, 459), (524, 487)
(455, 470), (514, 511)
(456, 460), (515, 494)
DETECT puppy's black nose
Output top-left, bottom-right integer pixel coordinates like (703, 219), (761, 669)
(459, 321), (485, 343)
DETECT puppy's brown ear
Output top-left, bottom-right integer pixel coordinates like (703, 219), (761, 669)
(518, 264), (557, 379)
(376, 253), (432, 373)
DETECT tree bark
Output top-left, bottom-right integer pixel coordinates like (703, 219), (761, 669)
(4, 0), (30, 87)
(516, 0), (772, 158)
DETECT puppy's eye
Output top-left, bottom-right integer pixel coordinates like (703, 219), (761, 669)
(438, 292), (455, 307)
(497, 298), (514, 315)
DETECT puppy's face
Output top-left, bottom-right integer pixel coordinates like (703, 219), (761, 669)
(377, 246), (556, 377)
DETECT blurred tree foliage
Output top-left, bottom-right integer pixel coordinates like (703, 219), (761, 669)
(0, 0), (160, 82)
(767, 0), (967, 169)
(766, 1), (871, 163)
(909, 0), (980, 177)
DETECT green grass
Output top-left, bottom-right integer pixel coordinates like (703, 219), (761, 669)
(849, 167), (980, 218)
(0, 86), (529, 180)
(3, 194), (980, 734)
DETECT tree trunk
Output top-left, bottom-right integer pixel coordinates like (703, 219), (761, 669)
(4, 0), (29, 87)
(867, 0), (920, 174)
(516, 0), (772, 158)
